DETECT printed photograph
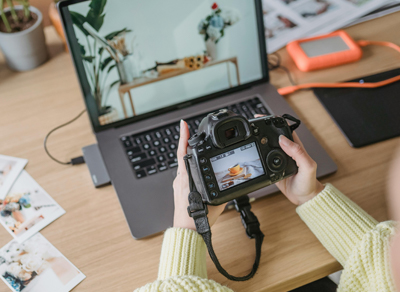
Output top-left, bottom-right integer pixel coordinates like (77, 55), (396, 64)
(0, 233), (85, 292)
(0, 171), (65, 243)
(0, 155), (27, 200)
(279, 0), (299, 4)
(69, 0), (263, 125)
(345, 0), (372, 6)
(264, 14), (298, 40)
(262, 0), (275, 15)
(210, 142), (265, 191)
(294, 0), (337, 19)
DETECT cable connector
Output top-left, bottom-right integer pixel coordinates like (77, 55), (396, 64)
(71, 156), (85, 165)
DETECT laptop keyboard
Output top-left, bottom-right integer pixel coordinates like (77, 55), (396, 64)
(120, 97), (270, 179)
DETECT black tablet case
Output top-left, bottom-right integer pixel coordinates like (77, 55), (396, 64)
(313, 68), (400, 148)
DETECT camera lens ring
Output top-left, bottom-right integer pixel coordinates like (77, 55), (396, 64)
(266, 149), (287, 173)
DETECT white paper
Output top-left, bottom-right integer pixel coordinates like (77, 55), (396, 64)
(0, 233), (85, 292)
(346, 0), (400, 26)
(0, 171), (65, 243)
(0, 155), (28, 200)
(263, 0), (393, 53)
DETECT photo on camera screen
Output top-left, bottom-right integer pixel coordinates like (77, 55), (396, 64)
(67, 0), (263, 126)
(210, 142), (265, 191)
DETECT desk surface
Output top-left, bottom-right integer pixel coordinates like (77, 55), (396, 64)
(1, 12), (399, 292)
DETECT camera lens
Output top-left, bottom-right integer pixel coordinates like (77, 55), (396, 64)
(266, 150), (287, 173)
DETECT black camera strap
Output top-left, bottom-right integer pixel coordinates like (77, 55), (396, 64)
(184, 155), (265, 281)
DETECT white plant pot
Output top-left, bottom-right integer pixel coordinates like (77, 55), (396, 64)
(205, 33), (230, 61)
(0, 6), (48, 71)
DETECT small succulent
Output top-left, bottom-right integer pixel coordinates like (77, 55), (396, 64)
(0, 0), (32, 33)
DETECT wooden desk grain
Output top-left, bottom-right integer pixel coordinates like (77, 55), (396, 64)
(1, 12), (400, 292)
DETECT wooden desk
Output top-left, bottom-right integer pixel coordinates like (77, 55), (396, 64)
(1, 12), (399, 292)
(118, 57), (240, 118)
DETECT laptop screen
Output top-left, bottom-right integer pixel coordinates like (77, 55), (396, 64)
(60, 0), (267, 130)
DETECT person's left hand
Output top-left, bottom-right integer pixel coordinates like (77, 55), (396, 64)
(173, 120), (227, 231)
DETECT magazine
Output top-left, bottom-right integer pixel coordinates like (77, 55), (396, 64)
(262, 0), (393, 53)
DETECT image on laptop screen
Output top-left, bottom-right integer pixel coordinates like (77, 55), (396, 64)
(67, 0), (264, 126)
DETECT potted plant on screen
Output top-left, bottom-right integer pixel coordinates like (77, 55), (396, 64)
(70, 0), (136, 124)
(198, 2), (241, 61)
(0, 0), (48, 71)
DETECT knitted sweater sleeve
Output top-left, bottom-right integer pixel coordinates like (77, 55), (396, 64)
(297, 183), (397, 292)
(157, 227), (207, 280)
(133, 228), (233, 292)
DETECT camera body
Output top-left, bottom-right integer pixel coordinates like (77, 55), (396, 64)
(186, 109), (300, 205)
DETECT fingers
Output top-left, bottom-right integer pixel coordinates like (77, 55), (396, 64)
(254, 114), (265, 118)
(279, 134), (316, 171)
(292, 131), (305, 149)
(177, 120), (190, 175)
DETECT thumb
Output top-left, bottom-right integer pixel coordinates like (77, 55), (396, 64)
(279, 135), (315, 170)
(177, 120), (190, 173)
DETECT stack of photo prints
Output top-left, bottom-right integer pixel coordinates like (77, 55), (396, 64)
(0, 155), (85, 292)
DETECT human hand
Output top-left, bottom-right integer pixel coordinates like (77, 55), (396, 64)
(276, 132), (324, 205)
(254, 114), (324, 205)
(173, 120), (227, 230)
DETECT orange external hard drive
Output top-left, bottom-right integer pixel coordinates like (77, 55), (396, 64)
(286, 30), (363, 72)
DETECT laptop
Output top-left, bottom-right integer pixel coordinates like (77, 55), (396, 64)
(58, 0), (337, 239)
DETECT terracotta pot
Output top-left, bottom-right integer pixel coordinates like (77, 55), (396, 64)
(49, 2), (68, 51)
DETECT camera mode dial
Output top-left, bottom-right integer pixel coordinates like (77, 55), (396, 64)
(188, 132), (206, 147)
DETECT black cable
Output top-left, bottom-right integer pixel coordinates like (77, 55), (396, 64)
(44, 109), (87, 165)
(268, 52), (297, 86)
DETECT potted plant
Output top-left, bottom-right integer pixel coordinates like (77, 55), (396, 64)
(49, 0), (67, 51)
(0, 0), (48, 71)
(198, 2), (241, 61)
(70, 0), (136, 123)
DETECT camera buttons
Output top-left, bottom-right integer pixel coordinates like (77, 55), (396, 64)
(261, 137), (268, 144)
(198, 147), (204, 153)
(265, 119), (272, 125)
(208, 183), (216, 189)
(204, 175), (212, 180)
(200, 157), (207, 164)
(205, 145), (212, 150)
(202, 166), (210, 172)
(251, 123), (260, 135)
(210, 191), (218, 197)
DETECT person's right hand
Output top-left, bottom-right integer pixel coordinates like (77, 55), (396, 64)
(254, 114), (324, 205)
(276, 132), (324, 205)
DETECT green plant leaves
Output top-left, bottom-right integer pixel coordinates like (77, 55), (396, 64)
(70, 11), (89, 35)
(86, 0), (107, 31)
(107, 64), (116, 73)
(88, 0), (107, 16)
(104, 28), (132, 40)
(82, 56), (95, 62)
(100, 56), (113, 71)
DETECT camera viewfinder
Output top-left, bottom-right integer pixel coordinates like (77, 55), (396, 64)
(225, 127), (237, 140)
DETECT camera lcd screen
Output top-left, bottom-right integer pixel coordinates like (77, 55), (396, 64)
(210, 142), (265, 191)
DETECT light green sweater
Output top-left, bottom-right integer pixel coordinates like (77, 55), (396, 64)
(135, 184), (397, 291)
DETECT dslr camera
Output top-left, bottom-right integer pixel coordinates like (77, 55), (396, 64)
(185, 109), (301, 205)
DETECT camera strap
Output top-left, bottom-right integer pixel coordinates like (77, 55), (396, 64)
(184, 156), (265, 281)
